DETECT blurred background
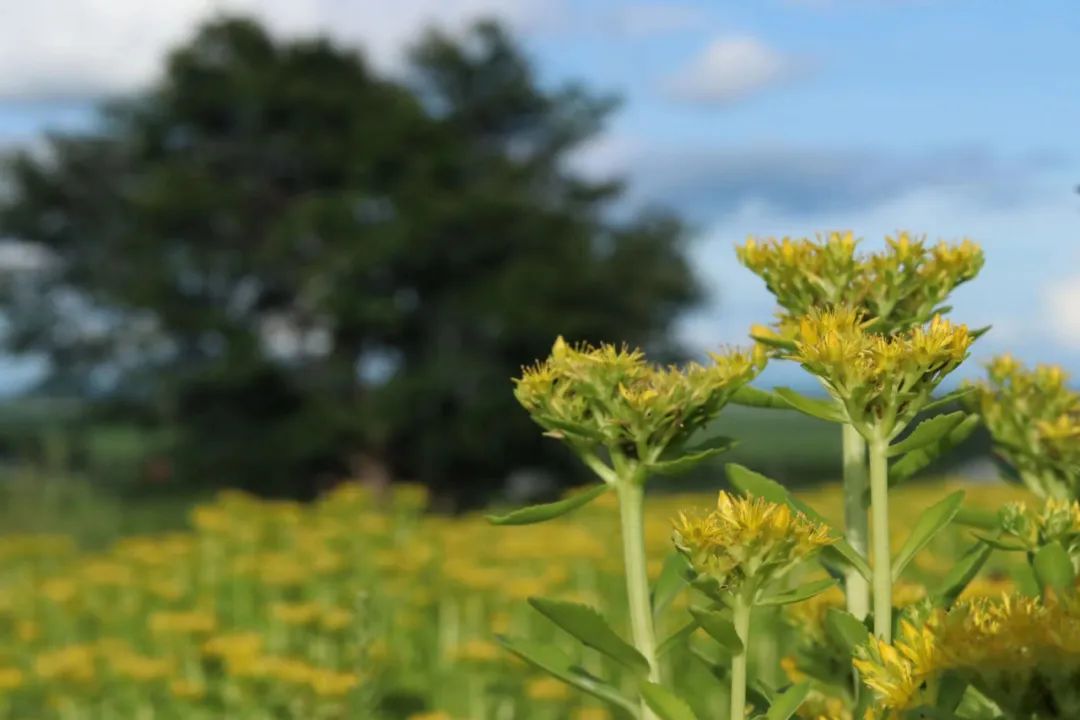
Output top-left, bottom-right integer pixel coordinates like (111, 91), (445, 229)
(0, 0), (1076, 531)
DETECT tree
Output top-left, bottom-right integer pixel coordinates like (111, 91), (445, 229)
(0, 17), (701, 503)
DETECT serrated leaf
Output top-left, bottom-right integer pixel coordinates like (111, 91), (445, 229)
(688, 607), (743, 653)
(528, 598), (650, 674)
(487, 484), (610, 525)
(759, 578), (838, 606)
(892, 491), (965, 581)
(889, 414), (980, 486)
(731, 385), (792, 409)
(922, 387), (976, 414)
(767, 682), (810, 720)
(825, 608), (871, 653)
(727, 463), (871, 582)
(933, 542), (992, 608)
(640, 682), (698, 720)
(1033, 541), (1075, 595)
(496, 636), (637, 714)
(657, 621), (698, 658)
(774, 387), (846, 423)
(652, 552), (692, 618)
(888, 412), (966, 457)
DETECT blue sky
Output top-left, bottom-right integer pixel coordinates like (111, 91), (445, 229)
(0, 0), (1077, 390)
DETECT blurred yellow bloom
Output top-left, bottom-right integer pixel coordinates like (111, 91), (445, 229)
(525, 676), (571, 701)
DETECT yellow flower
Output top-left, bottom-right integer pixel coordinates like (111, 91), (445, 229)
(738, 232), (982, 334)
(169, 678), (206, 700)
(672, 492), (833, 593)
(309, 669), (360, 697)
(514, 337), (764, 470)
(791, 308), (972, 435)
(968, 355), (1080, 498)
(525, 676), (571, 701)
(0, 667), (25, 692)
(149, 610), (217, 636)
(853, 619), (940, 716)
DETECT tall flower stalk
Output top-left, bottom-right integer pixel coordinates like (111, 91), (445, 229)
(737, 232), (983, 633)
(673, 492), (834, 720)
(503, 337), (765, 719)
(788, 309), (974, 639)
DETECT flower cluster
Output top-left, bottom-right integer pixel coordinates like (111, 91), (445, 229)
(968, 355), (1080, 498)
(737, 232), (983, 335)
(787, 307), (973, 436)
(856, 593), (1080, 719)
(853, 617), (940, 716)
(998, 498), (1080, 561)
(514, 337), (765, 467)
(672, 492), (833, 594)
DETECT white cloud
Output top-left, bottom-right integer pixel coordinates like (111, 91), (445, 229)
(666, 35), (798, 106)
(1043, 277), (1080, 350)
(0, 0), (551, 100)
(610, 3), (707, 38)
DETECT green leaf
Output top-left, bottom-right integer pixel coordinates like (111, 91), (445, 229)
(970, 324), (992, 340)
(657, 621), (698, 658)
(650, 440), (736, 475)
(1012, 563), (1041, 597)
(751, 330), (797, 352)
(726, 463), (789, 503)
(528, 598), (650, 674)
(652, 552), (692, 618)
(496, 636), (637, 715)
(726, 463), (871, 582)
(774, 387), (846, 423)
(688, 607), (743, 653)
(486, 484), (610, 525)
(1033, 541), (1075, 595)
(971, 532), (1026, 552)
(921, 387), (976, 414)
(731, 385), (792, 409)
(759, 578), (838, 606)
(892, 491), (965, 582)
(824, 608), (870, 653)
(953, 506), (999, 531)
(933, 542), (992, 608)
(639, 682), (698, 720)
(766, 682), (810, 720)
(889, 414), (980, 486)
(888, 412), (966, 457)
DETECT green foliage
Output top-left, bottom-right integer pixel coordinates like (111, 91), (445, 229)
(485, 484), (609, 525)
(527, 598), (650, 674)
(0, 17), (700, 501)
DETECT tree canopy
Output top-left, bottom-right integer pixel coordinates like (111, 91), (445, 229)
(0, 17), (701, 503)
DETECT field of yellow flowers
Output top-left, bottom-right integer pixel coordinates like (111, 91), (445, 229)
(0, 477), (1030, 720)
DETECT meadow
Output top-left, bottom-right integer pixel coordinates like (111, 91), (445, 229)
(0, 472), (1030, 719)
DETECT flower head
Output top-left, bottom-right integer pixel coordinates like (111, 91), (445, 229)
(672, 492), (833, 594)
(738, 232), (983, 336)
(854, 618), (941, 717)
(789, 308), (973, 435)
(968, 356), (1080, 498)
(514, 337), (765, 473)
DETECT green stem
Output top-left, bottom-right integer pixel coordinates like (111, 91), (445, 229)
(730, 592), (752, 720)
(869, 433), (892, 642)
(842, 423), (870, 621)
(616, 478), (660, 720)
